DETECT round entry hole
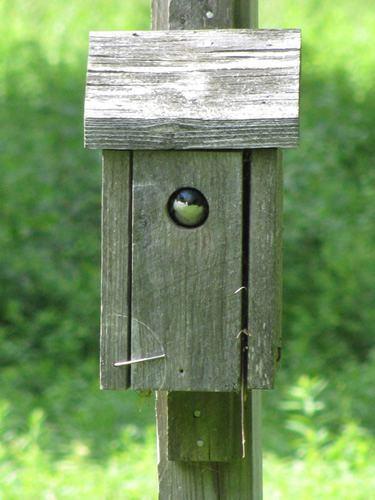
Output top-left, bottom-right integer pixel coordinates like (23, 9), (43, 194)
(167, 188), (209, 228)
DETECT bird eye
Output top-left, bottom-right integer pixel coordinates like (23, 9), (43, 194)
(167, 187), (209, 228)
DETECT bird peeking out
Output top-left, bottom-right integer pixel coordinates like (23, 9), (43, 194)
(168, 188), (209, 228)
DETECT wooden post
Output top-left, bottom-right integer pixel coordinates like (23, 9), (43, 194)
(151, 1), (263, 498)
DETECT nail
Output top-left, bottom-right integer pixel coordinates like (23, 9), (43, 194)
(114, 354), (165, 367)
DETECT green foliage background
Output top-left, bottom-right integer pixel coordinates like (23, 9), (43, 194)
(1, 0), (374, 497)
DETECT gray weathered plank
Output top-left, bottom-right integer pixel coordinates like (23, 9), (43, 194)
(217, 390), (263, 499)
(100, 150), (131, 390)
(169, 1), (232, 30)
(84, 29), (301, 151)
(152, 0), (257, 30)
(156, 391), (224, 498)
(157, 390), (262, 498)
(130, 151), (243, 392)
(151, 0), (169, 30)
(167, 392), (236, 462)
(247, 148), (283, 389)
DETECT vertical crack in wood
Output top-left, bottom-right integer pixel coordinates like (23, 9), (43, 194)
(240, 150), (251, 457)
(215, 462), (222, 499)
(128, 151), (133, 385)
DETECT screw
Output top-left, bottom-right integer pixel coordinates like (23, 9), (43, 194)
(193, 410), (201, 418)
(206, 11), (214, 19)
(197, 440), (205, 448)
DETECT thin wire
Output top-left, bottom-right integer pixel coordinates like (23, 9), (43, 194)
(114, 354), (166, 367)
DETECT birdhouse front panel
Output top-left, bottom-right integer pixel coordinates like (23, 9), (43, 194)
(130, 150), (243, 392)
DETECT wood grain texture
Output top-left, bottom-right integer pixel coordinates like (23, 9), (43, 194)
(156, 390), (262, 498)
(167, 392), (236, 462)
(151, 0), (258, 30)
(84, 29), (301, 151)
(151, 0), (169, 30)
(169, 0), (237, 30)
(130, 151), (243, 392)
(247, 149), (283, 389)
(151, 0), (257, 30)
(100, 151), (131, 390)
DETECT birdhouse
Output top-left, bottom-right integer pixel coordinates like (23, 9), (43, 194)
(84, 29), (301, 393)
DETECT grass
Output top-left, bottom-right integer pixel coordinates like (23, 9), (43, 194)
(0, 400), (158, 499)
(1, 378), (375, 499)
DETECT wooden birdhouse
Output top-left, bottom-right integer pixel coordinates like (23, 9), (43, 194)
(84, 29), (301, 393)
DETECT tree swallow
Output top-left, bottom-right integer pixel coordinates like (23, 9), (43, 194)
(168, 188), (209, 228)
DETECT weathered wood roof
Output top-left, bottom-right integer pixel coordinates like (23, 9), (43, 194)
(84, 29), (301, 150)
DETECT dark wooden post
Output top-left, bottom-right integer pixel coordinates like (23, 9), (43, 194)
(84, 2), (301, 498)
(152, 2), (260, 499)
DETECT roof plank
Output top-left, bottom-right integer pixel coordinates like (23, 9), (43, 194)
(85, 29), (301, 150)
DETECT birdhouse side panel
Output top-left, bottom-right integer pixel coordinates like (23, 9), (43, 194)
(100, 151), (131, 390)
(248, 148), (283, 389)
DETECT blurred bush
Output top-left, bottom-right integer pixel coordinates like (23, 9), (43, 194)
(260, 1), (375, 377)
(264, 376), (375, 499)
